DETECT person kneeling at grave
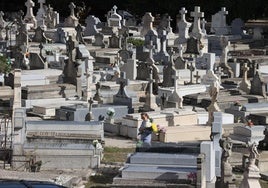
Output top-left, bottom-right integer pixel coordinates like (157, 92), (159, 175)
(138, 112), (153, 147)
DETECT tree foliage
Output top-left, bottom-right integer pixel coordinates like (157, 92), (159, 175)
(0, 55), (11, 74)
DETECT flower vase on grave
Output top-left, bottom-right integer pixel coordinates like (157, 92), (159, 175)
(106, 107), (115, 124)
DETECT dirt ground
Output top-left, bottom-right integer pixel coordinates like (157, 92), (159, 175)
(103, 135), (137, 148)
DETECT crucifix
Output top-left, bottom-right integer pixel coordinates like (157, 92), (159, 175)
(116, 71), (129, 97)
(187, 61), (195, 84)
(190, 6), (204, 38)
(194, 71), (201, 84)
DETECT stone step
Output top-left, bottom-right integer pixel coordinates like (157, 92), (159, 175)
(125, 163), (196, 169)
(112, 177), (194, 187)
(129, 152), (198, 166)
(121, 165), (197, 180)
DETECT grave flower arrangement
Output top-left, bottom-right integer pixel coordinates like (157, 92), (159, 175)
(106, 107), (115, 118)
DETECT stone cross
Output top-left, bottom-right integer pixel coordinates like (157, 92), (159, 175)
(187, 61), (195, 84)
(219, 7), (228, 27)
(166, 16), (173, 34)
(112, 5), (118, 13)
(201, 18), (207, 34)
(69, 2), (76, 17)
(190, 6), (204, 39)
(116, 71), (129, 96)
(85, 97), (94, 121)
(194, 71), (201, 83)
(143, 66), (159, 111)
(180, 7), (187, 22)
(37, 0), (46, 16)
(170, 70), (183, 108)
(25, 0), (35, 19)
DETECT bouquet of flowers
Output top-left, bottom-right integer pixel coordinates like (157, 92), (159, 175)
(106, 107), (115, 118)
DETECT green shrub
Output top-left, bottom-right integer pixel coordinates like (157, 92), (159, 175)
(127, 38), (144, 47)
(0, 55), (11, 74)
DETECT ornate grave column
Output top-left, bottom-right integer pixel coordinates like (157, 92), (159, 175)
(239, 142), (261, 188)
(206, 81), (221, 127)
(219, 137), (236, 187)
(174, 7), (191, 45)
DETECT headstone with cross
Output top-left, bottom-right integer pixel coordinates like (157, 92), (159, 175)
(211, 7), (229, 35)
(168, 70), (183, 108)
(190, 6), (204, 40)
(36, 0), (46, 27)
(115, 71), (129, 97)
(108, 5), (122, 29)
(24, 0), (37, 28)
(162, 48), (176, 87)
(238, 63), (251, 94)
(143, 66), (160, 111)
(154, 29), (169, 64)
(174, 7), (191, 45)
(113, 72), (134, 113)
